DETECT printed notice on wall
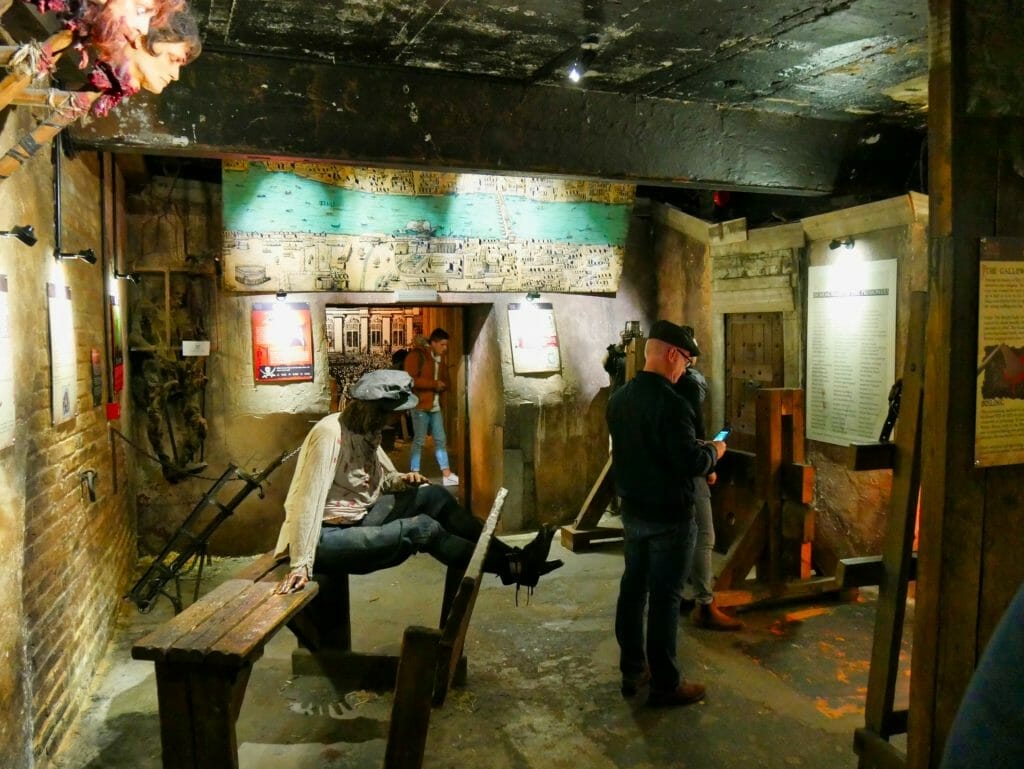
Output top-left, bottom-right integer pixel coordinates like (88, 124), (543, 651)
(47, 282), (78, 425)
(252, 301), (314, 383)
(0, 275), (15, 448)
(508, 302), (561, 374)
(975, 238), (1024, 467)
(806, 259), (897, 446)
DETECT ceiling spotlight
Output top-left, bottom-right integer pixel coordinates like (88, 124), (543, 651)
(526, 290), (541, 302)
(0, 224), (37, 247)
(56, 248), (97, 264)
(275, 289), (287, 302)
(828, 237), (855, 250)
(567, 32), (601, 84)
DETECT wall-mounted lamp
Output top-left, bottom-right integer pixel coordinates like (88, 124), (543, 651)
(526, 290), (541, 302)
(53, 132), (97, 266)
(0, 224), (37, 246)
(113, 269), (140, 283)
(56, 248), (97, 264)
(829, 237), (855, 250)
(275, 289), (287, 302)
(79, 469), (98, 502)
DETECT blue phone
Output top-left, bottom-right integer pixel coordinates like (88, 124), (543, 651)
(712, 427), (731, 442)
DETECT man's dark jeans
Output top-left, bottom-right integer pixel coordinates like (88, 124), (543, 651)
(615, 510), (696, 693)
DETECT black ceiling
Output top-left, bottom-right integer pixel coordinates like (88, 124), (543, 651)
(192, 0), (928, 127)
(59, 0), (932, 199)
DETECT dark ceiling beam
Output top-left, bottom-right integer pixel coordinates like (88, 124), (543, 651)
(71, 51), (916, 196)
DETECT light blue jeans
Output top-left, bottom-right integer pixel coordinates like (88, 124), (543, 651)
(410, 408), (449, 473)
(684, 476), (715, 605)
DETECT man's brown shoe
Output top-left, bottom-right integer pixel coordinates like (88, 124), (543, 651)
(647, 681), (706, 707)
(691, 599), (744, 631)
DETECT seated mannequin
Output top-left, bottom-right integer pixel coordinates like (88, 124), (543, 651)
(274, 369), (563, 600)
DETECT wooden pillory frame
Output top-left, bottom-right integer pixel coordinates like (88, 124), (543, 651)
(711, 388), (831, 608)
(559, 335), (645, 551)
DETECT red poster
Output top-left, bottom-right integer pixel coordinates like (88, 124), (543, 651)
(252, 302), (314, 383)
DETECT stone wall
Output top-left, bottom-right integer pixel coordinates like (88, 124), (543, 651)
(0, 110), (135, 769)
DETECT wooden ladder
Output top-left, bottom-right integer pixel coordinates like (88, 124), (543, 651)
(853, 291), (928, 769)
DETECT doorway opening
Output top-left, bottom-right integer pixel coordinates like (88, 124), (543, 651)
(324, 304), (468, 495)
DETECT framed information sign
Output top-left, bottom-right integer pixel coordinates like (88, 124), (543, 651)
(252, 301), (314, 383)
(975, 238), (1024, 467)
(507, 302), (561, 374)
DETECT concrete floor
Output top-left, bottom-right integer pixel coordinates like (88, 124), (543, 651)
(49, 525), (911, 769)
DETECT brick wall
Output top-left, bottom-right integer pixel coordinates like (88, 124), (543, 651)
(0, 105), (135, 769)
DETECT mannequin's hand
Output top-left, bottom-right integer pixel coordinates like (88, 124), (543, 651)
(276, 568), (309, 594)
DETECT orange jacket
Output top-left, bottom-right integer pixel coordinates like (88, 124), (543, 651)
(403, 345), (448, 411)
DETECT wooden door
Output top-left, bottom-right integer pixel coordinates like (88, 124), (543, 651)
(724, 313), (784, 452)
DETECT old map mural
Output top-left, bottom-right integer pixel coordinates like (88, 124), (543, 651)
(221, 160), (633, 294)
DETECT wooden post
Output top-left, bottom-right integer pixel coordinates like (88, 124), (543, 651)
(756, 389), (784, 586)
(383, 627), (441, 769)
(911, 3), (1024, 768)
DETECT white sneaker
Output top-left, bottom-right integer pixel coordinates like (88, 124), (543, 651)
(442, 473), (460, 486)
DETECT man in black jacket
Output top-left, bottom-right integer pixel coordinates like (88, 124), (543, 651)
(607, 320), (726, 706)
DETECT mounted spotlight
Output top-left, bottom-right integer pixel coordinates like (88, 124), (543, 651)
(275, 289), (287, 302)
(828, 237), (855, 250)
(0, 224), (37, 246)
(526, 290), (541, 302)
(56, 248), (97, 264)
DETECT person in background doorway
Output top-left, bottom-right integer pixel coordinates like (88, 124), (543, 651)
(674, 357), (743, 631)
(607, 320), (726, 707)
(275, 369), (562, 598)
(405, 327), (459, 486)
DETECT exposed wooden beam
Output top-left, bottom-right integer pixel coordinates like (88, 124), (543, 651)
(70, 51), (918, 195)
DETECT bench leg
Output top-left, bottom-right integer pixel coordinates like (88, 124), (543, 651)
(154, 661), (252, 769)
(383, 626), (441, 769)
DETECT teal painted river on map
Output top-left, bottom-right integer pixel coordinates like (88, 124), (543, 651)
(223, 165), (630, 246)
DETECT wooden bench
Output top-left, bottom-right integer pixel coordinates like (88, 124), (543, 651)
(133, 487), (507, 769)
(131, 560), (317, 769)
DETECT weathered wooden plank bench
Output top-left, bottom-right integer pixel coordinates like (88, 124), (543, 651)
(131, 562), (317, 769)
(132, 487), (507, 769)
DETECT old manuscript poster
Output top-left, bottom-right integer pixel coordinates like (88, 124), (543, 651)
(47, 282), (77, 425)
(0, 275), (14, 448)
(806, 259), (897, 446)
(975, 238), (1024, 467)
(252, 302), (314, 383)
